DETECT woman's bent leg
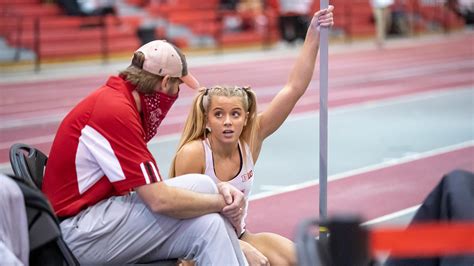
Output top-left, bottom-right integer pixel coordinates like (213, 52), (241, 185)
(241, 231), (296, 265)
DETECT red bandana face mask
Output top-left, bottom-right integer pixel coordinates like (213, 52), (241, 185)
(139, 91), (178, 142)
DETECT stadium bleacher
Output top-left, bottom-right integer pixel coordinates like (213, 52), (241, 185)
(0, 0), (466, 62)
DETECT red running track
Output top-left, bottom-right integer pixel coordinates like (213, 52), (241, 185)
(0, 33), (473, 163)
(246, 145), (474, 239)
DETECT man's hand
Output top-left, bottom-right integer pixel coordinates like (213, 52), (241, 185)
(240, 240), (269, 266)
(217, 182), (245, 233)
(217, 182), (245, 211)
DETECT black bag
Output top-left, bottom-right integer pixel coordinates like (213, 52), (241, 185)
(7, 175), (79, 266)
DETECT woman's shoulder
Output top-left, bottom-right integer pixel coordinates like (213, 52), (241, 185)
(175, 139), (206, 174)
(178, 140), (205, 158)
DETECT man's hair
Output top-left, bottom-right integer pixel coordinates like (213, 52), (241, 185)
(119, 51), (163, 94)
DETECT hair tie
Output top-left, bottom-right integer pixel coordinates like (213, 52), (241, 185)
(200, 88), (209, 112)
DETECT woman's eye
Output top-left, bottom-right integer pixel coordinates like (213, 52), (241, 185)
(214, 112), (223, 118)
(232, 112), (241, 117)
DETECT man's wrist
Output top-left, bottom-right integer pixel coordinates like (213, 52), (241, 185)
(214, 193), (227, 212)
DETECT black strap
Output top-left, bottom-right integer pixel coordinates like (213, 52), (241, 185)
(58, 216), (71, 223)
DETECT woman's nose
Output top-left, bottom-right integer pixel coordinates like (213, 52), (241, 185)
(224, 116), (232, 126)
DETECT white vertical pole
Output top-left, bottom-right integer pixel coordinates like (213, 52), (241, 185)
(319, 0), (329, 229)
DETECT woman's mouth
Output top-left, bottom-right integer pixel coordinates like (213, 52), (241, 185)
(222, 130), (234, 137)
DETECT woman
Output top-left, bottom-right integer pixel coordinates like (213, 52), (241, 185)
(170, 6), (334, 266)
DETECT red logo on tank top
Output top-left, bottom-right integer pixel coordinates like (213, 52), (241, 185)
(241, 170), (253, 182)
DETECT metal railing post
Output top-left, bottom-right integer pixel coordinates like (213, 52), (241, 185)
(34, 17), (41, 72)
(345, 2), (352, 43)
(443, 1), (450, 33)
(14, 16), (23, 61)
(100, 15), (109, 64)
(215, 9), (223, 54)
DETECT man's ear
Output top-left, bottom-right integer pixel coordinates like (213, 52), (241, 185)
(161, 75), (171, 89)
(160, 75), (179, 95)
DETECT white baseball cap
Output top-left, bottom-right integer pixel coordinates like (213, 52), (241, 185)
(136, 40), (200, 89)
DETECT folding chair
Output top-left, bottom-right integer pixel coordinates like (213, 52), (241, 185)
(9, 143), (47, 190)
(9, 143), (79, 266)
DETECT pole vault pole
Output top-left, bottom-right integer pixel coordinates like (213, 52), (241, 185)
(319, 0), (329, 238)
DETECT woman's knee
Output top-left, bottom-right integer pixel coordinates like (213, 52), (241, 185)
(182, 174), (218, 194)
(268, 253), (295, 266)
(243, 232), (296, 265)
(166, 174), (218, 194)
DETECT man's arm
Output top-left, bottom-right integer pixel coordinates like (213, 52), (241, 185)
(171, 141), (246, 231)
(136, 181), (226, 219)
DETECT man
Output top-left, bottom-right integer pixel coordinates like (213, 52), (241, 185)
(371, 0), (394, 47)
(278, 0), (312, 45)
(42, 40), (248, 264)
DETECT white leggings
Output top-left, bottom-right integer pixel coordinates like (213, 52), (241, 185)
(61, 174), (248, 265)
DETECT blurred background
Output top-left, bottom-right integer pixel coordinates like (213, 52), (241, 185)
(0, 0), (471, 66)
(0, 0), (473, 256)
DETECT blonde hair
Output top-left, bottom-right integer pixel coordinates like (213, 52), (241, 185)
(169, 85), (259, 177)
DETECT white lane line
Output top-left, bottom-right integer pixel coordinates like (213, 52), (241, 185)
(0, 31), (468, 83)
(3, 79), (470, 129)
(2, 58), (472, 127)
(0, 135), (55, 150)
(1, 87), (472, 150)
(259, 185), (289, 191)
(249, 140), (474, 201)
(284, 86), (473, 121)
(362, 205), (420, 226)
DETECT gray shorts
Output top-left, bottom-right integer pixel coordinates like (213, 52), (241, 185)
(60, 174), (247, 265)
